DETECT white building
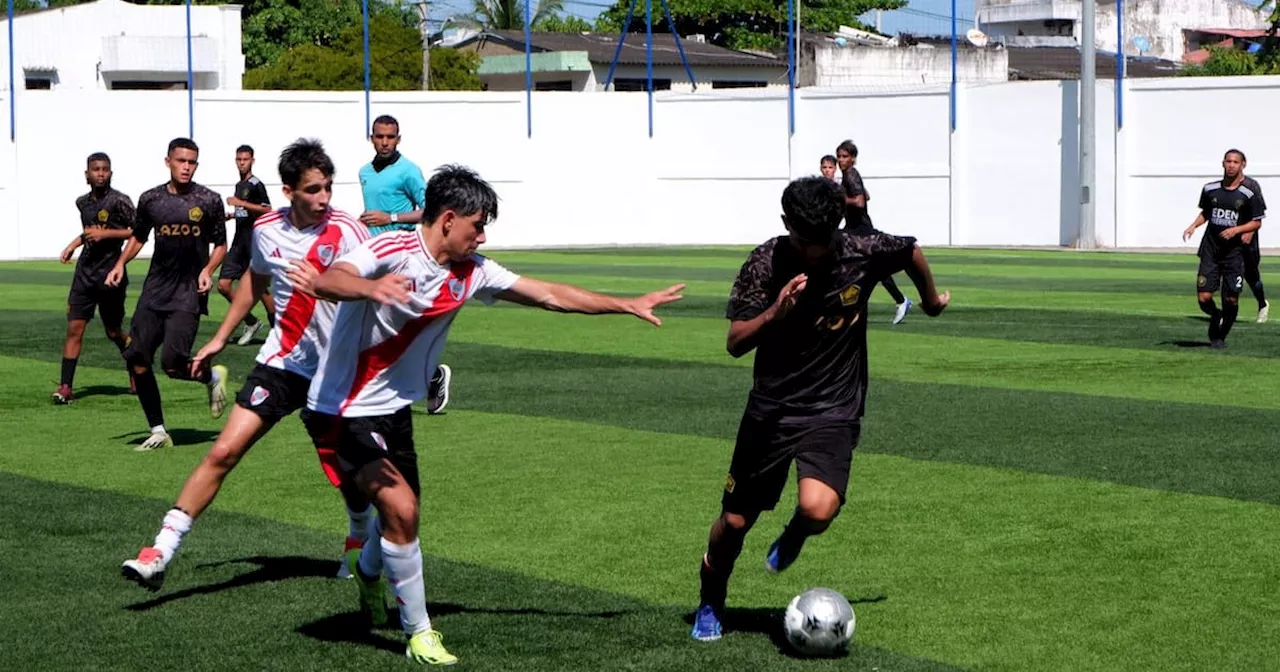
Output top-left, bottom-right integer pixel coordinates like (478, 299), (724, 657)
(975, 0), (1269, 63)
(0, 0), (244, 91)
(800, 33), (1009, 89)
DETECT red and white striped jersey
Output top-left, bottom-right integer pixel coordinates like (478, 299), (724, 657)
(307, 229), (520, 417)
(249, 207), (370, 378)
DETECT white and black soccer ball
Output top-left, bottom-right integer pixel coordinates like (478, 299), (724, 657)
(782, 587), (856, 657)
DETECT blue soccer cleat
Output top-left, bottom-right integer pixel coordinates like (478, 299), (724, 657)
(765, 532), (803, 574)
(691, 603), (723, 641)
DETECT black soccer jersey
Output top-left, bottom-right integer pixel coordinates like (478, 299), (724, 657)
(133, 182), (226, 314)
(1242, 177), (1268, 220)
(726, 230), (916, 423)
(1198, 180), (1263, 260)
(840, 165), (871, 230)
(231, 176), (271, 247)
(74, 188), (135, 285)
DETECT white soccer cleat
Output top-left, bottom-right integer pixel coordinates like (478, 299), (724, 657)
(893, 298), (913, 325)
(135, 431), (174, 452)
(1258, 301), (1270, 324)
(237, 321), (264, 346)
(121, 547), (167, 592)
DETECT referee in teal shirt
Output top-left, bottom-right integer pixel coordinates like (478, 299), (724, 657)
(359, 115), (426, 236)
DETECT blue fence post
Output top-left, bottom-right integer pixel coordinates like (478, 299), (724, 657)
(1116, 0), (1124, 129)
(787, 0), (795, 136)
(362, 0), (371, 138)
(524, 0), (531, 138)
(7, 0), (14, 141)
(185, 0), (193, 138)
(949, 0), (957, 131)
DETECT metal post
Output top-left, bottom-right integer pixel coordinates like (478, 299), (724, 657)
(1115, 0), (1123, 129)
(645, 0), (653, 137)
(185, 0), (193, 138)
(416, 2), (430, 90)
(787, 0), (794, 136)
(362, 0), (371, 138)
(949, 0), (957, 131)
(524, 0), (531, 137)
(7, 0), (14, 141)
(1080, 0), (1096, 248)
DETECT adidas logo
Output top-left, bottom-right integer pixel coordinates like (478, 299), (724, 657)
(270, 248), (282, 258)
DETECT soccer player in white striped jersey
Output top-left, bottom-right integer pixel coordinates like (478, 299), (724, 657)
(122, 139), (377, 592)
(303, 164), (685, 665)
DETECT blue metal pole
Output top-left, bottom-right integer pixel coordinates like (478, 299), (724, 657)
(604, 0), (638, 90)
(949, 0), (957, 131)
(524, 0), (531, 137)
(186, 0), (193, 138)
(362, 0), (371, 138)
(661, 0), (696, 90)
(787, 0), (794, 136)
(645, 0), (652, 137)
(7, 0), (14, 141)
(1116, 0), (1124, 129)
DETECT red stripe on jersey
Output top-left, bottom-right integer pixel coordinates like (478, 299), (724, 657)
(254, 209), (285, 228)
(338, 260), (477, 414)
(268, 223), (347, 365)
(372, 244), (413, 260)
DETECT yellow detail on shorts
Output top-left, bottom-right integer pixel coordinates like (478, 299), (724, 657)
(724, 474), (735, 493)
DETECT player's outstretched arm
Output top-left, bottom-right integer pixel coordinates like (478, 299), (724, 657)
(1183, 214), (1207, 242)
(495, 277), (685, 326)
(312, 262), (411, 305)
(191, 271), (271, 377)
(105, 236), (145, 286)
(903, 246), (950, 317)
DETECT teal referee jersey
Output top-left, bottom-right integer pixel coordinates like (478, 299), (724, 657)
(359, 155), (425, 235)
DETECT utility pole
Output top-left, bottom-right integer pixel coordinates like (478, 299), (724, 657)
(1079, 0), (1097, 248)
(415, 1), (430, 91)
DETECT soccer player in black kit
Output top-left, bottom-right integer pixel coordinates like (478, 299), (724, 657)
(106, 138), (231, 451)
(53, 152), (137, 404)
(690, 176), (950, 641)
(216, 144), (274, 346)
(1182, 149), (1264, 350)
(1239, 168), (1268, 323)
(836, 140), (913, 325)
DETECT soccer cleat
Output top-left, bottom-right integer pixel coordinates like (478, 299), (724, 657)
(51, 384), (74, 405)
(690, 603), (723, 641)
(1211, 339), (1228, 350)
(336, 536), (364, 579)
(135, 431), (174, 452)
(208, 364), (229, 419)
(1258, 301), (1270, 324)
(426, 364), (451, 415)
(121, 547), (167, 591)
(893, 298), (913, 325)
(237, 321), (264, 346)
(347, 548), (388, 627)
(765, 532), (803, 574)
(406, 630), (458, 666)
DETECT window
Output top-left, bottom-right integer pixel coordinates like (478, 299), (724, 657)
(612, 78), (672, 92)
(711, 80), (767, 89)
(109, 81), (188, 91)
(23, 69), (56, 90)
(535, 80), (574, 91)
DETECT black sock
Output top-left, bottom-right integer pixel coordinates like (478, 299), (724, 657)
(1254, 282), (1267, 310)
(882, 276), (906, 304)
(60, 357), (78, 387)
(133, 369), (165, 428)
(1221, 301), (1240, 340)
(780, 508), (833, 548)
(1199, 298), (1221, 340)
(699, 555), (730, 611)
(243, 313), (259, 327)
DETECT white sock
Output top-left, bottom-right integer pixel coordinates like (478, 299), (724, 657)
(208, 367), (222, 386)
(382, 537), (431, 636)
(357, 518), (384, 578)
(153, 508), (193, 564)
(347, 504), (372, 540)
(150, 424), (167, 435)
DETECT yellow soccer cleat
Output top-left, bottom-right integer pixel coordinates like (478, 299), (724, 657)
(406, 629), (457, 666)
(346, 548), (387, 627)
(208, 365), (229, 419)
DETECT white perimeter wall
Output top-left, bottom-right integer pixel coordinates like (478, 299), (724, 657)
(2, 76), (1280, 260)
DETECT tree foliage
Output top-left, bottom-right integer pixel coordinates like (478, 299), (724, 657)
(595, 0), (905, 51)
(465, 0), (563, 31)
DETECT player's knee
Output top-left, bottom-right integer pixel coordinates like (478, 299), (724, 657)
(798, 498), (841, 525)
(203, 440), (246, 473)
(1225, 295), (1240, 306)
(217, 278), (234, 294)
(721, 510), (756, 532)
(378, 499), (419, 542)
(160, 353), (188, 377)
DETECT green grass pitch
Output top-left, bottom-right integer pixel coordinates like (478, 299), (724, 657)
(2, 247), (1279, 671)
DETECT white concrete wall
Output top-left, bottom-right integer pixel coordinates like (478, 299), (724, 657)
(1, 76), (1280, 259)
(805, 44), (1008, 88)
(0, 0), (243, 92)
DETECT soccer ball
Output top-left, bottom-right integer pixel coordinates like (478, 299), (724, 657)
(782, 587), (856, 657)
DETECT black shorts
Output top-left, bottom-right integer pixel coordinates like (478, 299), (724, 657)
(219, 238), (252, 281)
(123, 307), (200, 372)
(235, 364), (311, 423)
(301, 407), (419, 496)
(721, 414), (860, 514)
(67, 275), (127, 325)
(1198, 254), (1246, 296)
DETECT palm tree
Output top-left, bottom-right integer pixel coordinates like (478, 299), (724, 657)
(465, 0), (564, 31)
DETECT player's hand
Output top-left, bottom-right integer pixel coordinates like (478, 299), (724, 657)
(1220, 227), (1239, 240)
(105, 266), (124, 287)
(772, 274), (808, 320)
(226, 196), (243, 207)
(83, 228), (109, 243)
(59, 244), (76, 264)
(360, 211), (392, 226)
(1182, 226), (1198, 242)
(628, 283), (686, 326)
(923, 290), (951, 317)
(286, 260), (319, 297)
(1243, 231), (1255, 245)
(190, 337), (227, 378)
(369, 274), (412, 305)
(198, 269), (213, 294)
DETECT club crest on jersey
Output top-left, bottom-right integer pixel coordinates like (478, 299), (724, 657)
(249, 386), (270, 406)
(188, 207), (204, 223)
(370, 432), (388, 452)
(317, 244), (335, 267)
(839, 283), (862, 306)
(97, 209), (109, 223)
(448, 277), (466, 301)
